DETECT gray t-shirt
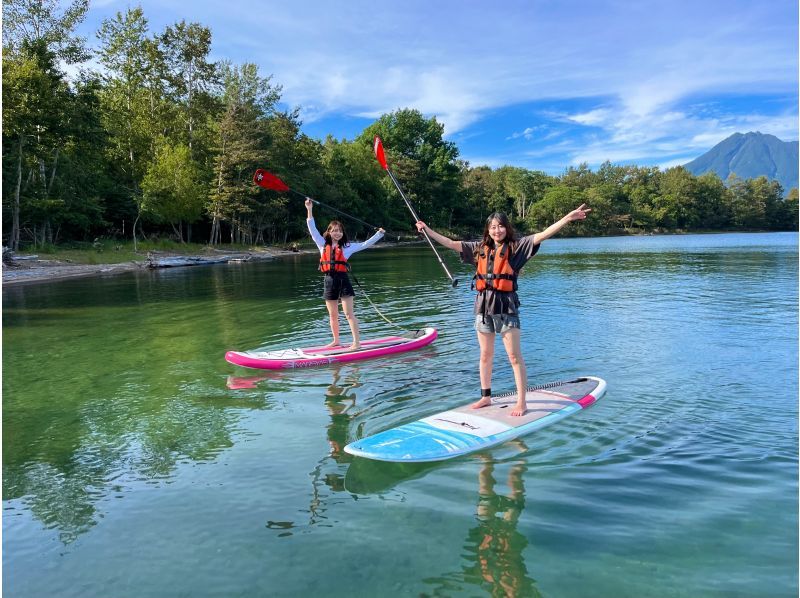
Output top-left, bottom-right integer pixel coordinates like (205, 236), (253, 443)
(460, 234), (540, 315)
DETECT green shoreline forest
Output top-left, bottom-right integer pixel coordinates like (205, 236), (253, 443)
(3, 1), (798, 252)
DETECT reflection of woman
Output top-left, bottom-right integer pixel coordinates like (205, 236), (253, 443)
(324, 366), (360, 462)
(463, 453), (540, 598)
(309, 366), (361, 522)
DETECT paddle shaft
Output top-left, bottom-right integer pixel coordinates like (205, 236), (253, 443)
(289, 189), (381, 231)
(385, 169), (459, 286)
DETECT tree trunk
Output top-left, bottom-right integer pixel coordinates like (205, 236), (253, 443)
(47, 147), (60, 195)
(38, 157), (47, 195)
(11, 136), (23, 251)
(209, 215), (220, 245)
(172, 221), (183, 243)
(133, 212), (141, 252)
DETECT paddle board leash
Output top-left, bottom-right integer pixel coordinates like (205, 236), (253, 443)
(493, 378), (586, 399)
(348, 271), (411, 333)
(254, 169), (382, 232)
(372, 136), (459, 288)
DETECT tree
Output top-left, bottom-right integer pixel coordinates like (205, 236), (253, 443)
(320, 138), (400, 237)
(2, 0), (90, 249)
(461, 165), (498, 227)
(2, 0), (90, 63)
(160, 21), (217, 156)
(783, 188), (799, 230)
(560, 163), (597, 191)
(359, 109), (460, 228)
(624, 166), (661, 230)
(97, 7), (167, 248)
(208, 61), (280, 244)
(727, 174), (769, 229)
(527, 185), (587, 234)
(2, 40), (73, 248)
(694, 172), (730, 229)
(656, 167), (699, 229)
(141, 141), (205, 241)
(490, 166), (553, 222)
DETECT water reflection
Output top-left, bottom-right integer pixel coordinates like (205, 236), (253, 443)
(321, 366), (361, 464)
(463, 450), (539, 598)
(3, 381), (257, 544)
(425, 444), (540, 598)
(264, 365), (363, 536)
(310, 365), (361, 515)
(4, 234), (796, 596)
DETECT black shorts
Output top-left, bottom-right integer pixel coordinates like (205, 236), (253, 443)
(323, 273), (355, 300)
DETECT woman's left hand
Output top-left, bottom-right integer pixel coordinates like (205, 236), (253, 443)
(378, 228), (385, 234)
(567, 204), (591, 221)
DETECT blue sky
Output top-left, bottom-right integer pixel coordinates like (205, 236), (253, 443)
(77, 0), (798, 174)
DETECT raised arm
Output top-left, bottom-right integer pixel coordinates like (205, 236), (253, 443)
(415, 221), (462, 253)
(532, 204), (592, 245)
(305, 198), (325, 250)
(346, 227), (385, 256)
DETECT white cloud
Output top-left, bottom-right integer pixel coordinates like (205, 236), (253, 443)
(76, 0), (798, 167)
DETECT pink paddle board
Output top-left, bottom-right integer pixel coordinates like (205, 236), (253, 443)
(225, 327), (437, 370)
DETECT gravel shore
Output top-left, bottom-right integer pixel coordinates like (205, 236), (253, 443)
(1, 247), (305, 287)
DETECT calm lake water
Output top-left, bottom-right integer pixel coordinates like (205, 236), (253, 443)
(3, 232), (798, 597)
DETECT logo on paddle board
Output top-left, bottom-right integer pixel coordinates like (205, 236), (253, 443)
(286, 358), (335, 368)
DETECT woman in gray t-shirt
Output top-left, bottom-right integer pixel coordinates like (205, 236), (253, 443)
(416, 205), (591, 416)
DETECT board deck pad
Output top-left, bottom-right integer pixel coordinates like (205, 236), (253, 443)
(225, 327), (437, 370)
(344, 377), (606, 462)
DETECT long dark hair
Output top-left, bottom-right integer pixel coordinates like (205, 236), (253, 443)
(479, 212), (517, 253)
(323, 220), (350, 246)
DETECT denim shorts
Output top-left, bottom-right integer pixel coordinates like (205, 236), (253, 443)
(474, 313), (520, 335)
(323, 273), (355, 300)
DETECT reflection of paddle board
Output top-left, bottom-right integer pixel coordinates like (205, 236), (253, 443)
(344, 377), (606, 462)
(225, 327), (437, 370)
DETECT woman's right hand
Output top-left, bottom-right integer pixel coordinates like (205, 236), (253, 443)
(415, 221), (427, 232)
(305, 198), (313, 211)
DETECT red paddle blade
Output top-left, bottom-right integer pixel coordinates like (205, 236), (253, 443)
(253, 169), (290, 192)
(373, 136), (388, 170)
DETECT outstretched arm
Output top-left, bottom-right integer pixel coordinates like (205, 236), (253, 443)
(346, 227), (386, 256)
(415, 221), (462, 253)
(305, 198), (325, 250)
(532, 204), (592, 245)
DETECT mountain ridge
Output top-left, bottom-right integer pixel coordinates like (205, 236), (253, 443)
(684, 131), (798, 194)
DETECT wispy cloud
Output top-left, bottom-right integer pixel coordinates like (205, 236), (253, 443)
(79, 0), (798, 169)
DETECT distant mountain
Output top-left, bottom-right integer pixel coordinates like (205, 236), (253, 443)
(684, 132), (798, 195)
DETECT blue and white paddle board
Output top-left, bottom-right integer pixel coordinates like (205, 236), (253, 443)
(343, 377), (606, 462)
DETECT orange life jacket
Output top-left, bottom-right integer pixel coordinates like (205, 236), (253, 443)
(319, 244), (349, 273)
(474, 242), (517, 292)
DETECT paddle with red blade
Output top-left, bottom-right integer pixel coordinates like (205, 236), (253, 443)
(373, 136), (459, 287)
(253, 169), (381, 231)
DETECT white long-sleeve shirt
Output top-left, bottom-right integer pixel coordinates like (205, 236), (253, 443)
(306, 217), (384, 259)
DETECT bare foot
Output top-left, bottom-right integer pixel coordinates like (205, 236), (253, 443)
(325, 340), (340, 348)
(470, 397), (492, 409)
(510, 401), (527, 417)
(349, 343), (361, 351)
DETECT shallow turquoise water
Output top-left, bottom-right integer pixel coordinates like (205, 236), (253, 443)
(3, 232), (798, 597)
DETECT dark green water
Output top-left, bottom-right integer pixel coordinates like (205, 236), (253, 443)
(3, 232), (797, 597)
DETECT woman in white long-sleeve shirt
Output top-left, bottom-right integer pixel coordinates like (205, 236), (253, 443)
(305, 198), (385, 350)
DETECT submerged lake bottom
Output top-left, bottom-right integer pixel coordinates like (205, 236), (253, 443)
(3, 232), (798, 597)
